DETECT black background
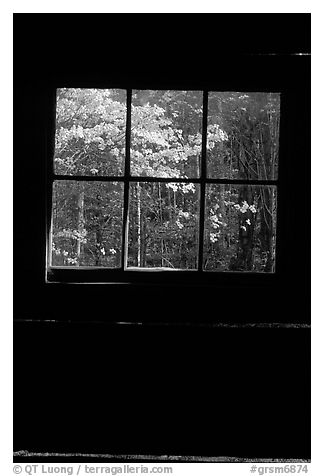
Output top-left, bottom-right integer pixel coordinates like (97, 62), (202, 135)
(13, 14), (310, 461)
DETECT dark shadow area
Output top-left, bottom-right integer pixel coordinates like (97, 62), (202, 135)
(14, 322), (310, 459)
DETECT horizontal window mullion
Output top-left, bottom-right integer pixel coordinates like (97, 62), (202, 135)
(52, 175), (278, 186)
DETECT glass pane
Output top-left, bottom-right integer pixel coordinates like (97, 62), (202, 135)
(51, 181), (123, 267)
(207, 92), (280, 180)
(54, 88), (126, 176)
(131, 90), (203, 178)
(204, 184), (277, 272)
(127, 182), (200, 269)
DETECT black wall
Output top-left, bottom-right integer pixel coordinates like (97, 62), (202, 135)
(14, 14), (311, 461)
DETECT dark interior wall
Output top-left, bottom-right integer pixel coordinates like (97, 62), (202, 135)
(14, 14), (310, 460)
(14, 322), (310, 459)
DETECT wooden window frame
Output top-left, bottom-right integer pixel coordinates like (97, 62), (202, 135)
(46, 87), (280, 285)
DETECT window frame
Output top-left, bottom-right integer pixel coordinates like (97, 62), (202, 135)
(46, 87), (281, 284)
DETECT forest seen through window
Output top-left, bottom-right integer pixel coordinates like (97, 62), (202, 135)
(51, 88), (280, 272)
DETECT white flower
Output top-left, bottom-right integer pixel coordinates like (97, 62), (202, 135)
(241, 201), (249, 213)
(67, 257), (78, 265)
(246, 219), (251, 225)
(210, 233), (218, 243)
(109, 248), (117, 255)
(176, 220), (184, 230)
(166, 183), (178, 192)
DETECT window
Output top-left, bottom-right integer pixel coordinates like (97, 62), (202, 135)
(47, 88), (280, 282)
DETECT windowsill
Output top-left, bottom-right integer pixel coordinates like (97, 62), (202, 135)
(46, 265), (277, 285)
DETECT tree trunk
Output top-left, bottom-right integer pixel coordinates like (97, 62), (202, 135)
(158, 183), (164, 266)
(230, 138), (255, 271)
(140, 195), (146, 267)
(130, 186), (137, 266)
(136, 182), (141, 267)
(230, 185), (254, 271)
(76, 187), (85, 266)
(260, 187), (275, 272)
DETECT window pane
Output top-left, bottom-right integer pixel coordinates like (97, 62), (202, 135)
(54, 88), (126, 176)
(204, 184), (277, 272)
(207, 92), (280, 180)
(127, 182), (200, 269)
(131, 90), (203, 178)
(51, 181), (123, 267)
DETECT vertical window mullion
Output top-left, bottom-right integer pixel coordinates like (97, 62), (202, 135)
(121, 89), (132, 270)
(198, 90), (208, 271)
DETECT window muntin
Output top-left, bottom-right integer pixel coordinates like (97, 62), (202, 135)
(49, 88), (280, 276)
